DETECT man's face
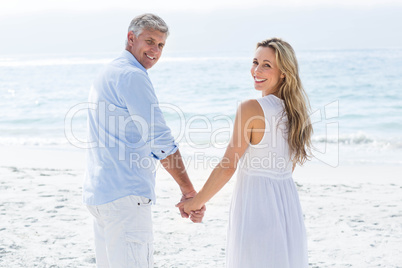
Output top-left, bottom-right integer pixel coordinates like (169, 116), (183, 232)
(127, 29), (167, 70)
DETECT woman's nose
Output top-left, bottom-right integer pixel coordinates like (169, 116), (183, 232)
(254, 65), (262, 75)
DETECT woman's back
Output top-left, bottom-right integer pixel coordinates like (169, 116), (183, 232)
(239, 94), (293, 174)
(226, 95), (307, 268)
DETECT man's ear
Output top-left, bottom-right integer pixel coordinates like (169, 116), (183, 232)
(127, 31), (135, 46)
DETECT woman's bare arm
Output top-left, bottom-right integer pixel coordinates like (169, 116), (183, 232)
(177, 100), (261, 214)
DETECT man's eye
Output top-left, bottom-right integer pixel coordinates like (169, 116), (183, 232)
(146, 40), (153, 45)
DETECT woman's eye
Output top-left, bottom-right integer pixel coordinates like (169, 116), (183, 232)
(253, 61), (258, 65)
(265, 64), (271, 68)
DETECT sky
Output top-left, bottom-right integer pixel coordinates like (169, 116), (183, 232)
(0, 0), (401, 55)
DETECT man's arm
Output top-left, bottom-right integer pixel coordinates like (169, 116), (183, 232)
(160, 149), (194, 197)
(160, 149), (205, 223)
(119, 72), (205, 221)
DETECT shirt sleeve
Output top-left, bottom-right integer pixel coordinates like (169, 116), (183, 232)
(118, 70), (178, 160)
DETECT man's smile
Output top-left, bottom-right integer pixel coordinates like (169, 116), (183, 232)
(145, 53), (155, 60)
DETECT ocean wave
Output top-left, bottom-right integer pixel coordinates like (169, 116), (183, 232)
(0, 58), (112, 67)
(1, 131), (401, 150)
(0, 56), (250, 67)
(312, 132), (402, 149)
(0, 137), (72, 147)
(159, 56), (249, 63)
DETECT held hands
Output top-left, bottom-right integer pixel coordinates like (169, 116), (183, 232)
(176, 190), (206, 223)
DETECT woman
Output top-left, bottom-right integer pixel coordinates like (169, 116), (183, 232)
(177, 38), (313, 267)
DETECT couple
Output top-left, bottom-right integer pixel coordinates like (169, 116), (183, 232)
(83, 13), (312, 268)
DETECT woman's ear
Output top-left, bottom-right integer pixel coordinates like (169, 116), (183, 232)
(281, 73), (285, 79)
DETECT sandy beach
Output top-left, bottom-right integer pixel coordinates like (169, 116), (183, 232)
(1, 145), (402, 267)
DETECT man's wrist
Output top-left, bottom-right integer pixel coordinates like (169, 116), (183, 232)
(181, 188), (196, 198)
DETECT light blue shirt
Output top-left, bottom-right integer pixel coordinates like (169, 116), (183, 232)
(83, 50), (178, 205)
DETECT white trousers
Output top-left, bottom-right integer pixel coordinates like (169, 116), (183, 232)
(86, 195), (154, 268)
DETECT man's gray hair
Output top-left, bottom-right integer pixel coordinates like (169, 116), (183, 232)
(128, 13), (169, 37)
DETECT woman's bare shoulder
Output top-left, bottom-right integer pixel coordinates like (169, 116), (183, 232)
(238, 99), (264, 117)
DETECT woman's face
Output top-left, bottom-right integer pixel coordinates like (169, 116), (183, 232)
(250, 46), (285, 97)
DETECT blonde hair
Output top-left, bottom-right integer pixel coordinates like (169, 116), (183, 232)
(257, 38), (313, 165)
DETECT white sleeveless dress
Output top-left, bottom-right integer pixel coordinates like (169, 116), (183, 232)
(226, 95), (308, 268)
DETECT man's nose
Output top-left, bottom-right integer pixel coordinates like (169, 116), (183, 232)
(151, 45), (160, 53)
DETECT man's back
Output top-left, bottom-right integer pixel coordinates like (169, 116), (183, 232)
(83, 50), (176, 206)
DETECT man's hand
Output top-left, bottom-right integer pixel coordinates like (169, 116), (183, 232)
(177, 190), (206, 223)
(160, 150), (205, 222)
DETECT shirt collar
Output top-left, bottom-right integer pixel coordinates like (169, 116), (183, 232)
(121, 50), (148, 74)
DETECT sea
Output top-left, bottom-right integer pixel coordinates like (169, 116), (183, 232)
(1, 49), (401, 167)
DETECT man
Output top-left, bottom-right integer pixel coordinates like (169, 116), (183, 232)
(83, 13), (205, 267)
